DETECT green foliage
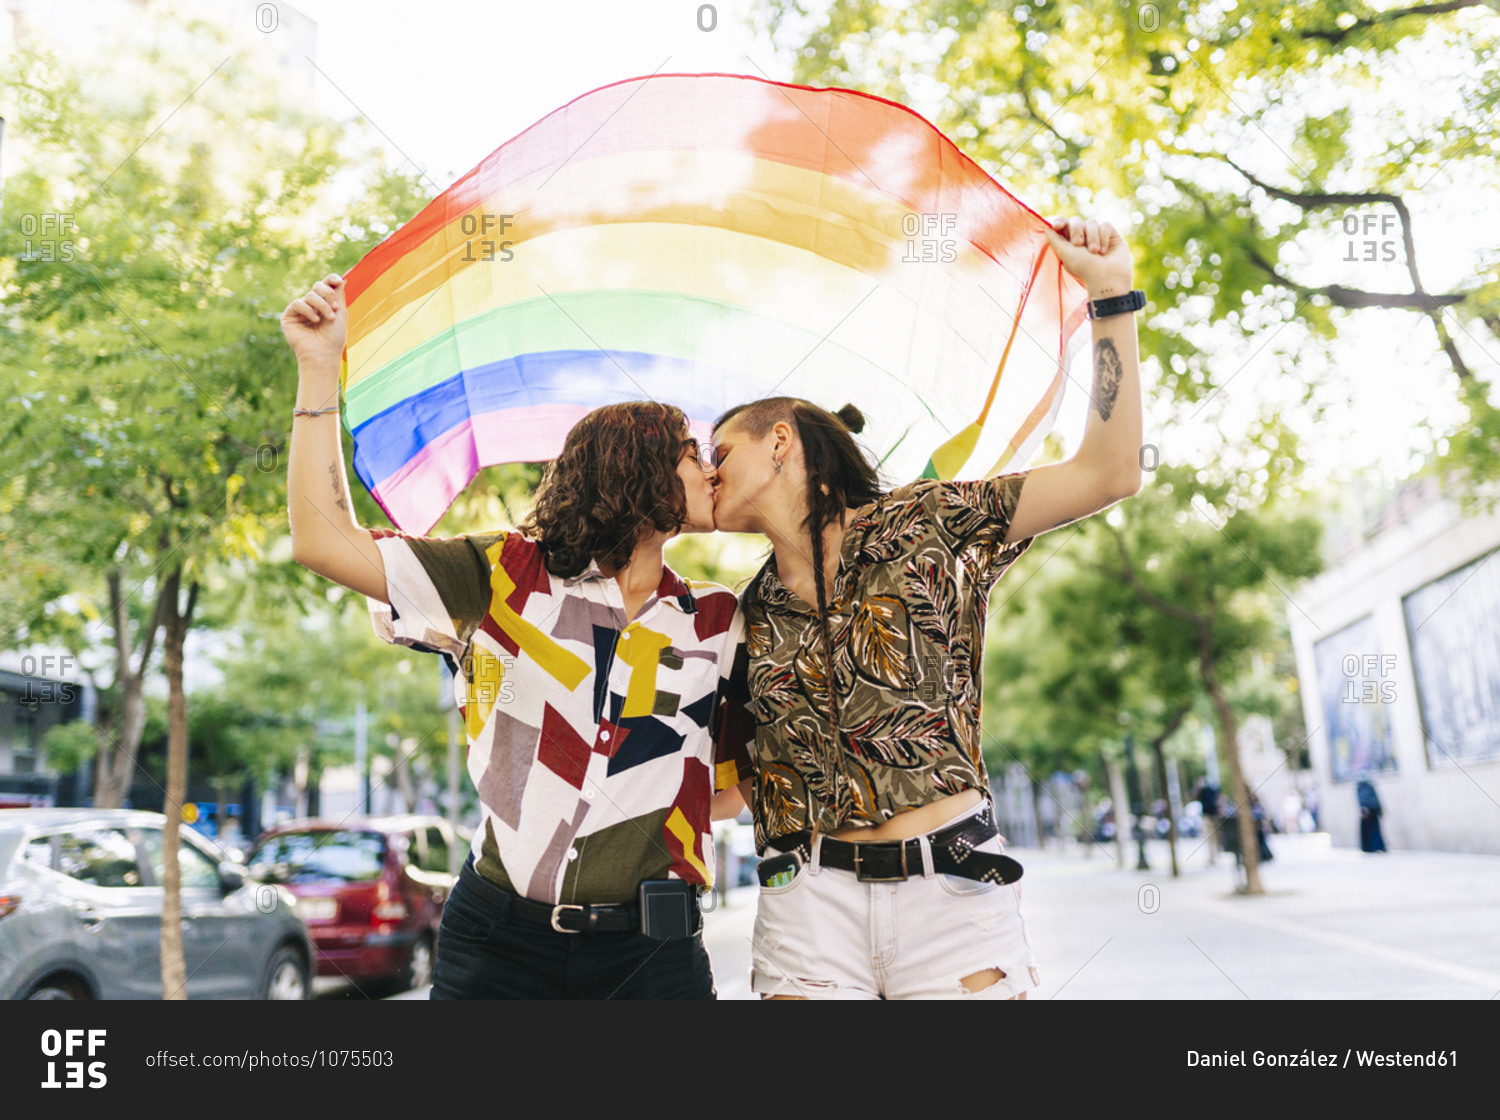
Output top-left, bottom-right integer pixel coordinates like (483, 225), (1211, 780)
(0, 25), (443, 788)
(41, 718), (99, 773)
(756, 0), (1500, 492)
(983, 462), (1325, 782)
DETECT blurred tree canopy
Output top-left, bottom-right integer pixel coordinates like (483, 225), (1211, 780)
(0, 29), (433, 805)
(984, 461), (1324, 887)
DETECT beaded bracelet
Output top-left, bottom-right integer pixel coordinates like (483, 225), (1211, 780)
(293, 405), (339, 417)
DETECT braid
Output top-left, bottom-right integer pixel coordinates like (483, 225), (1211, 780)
(795, 412), (848, 792)
(714, 396), (885, 814)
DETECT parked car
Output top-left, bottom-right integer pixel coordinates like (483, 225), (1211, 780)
(0, 808), (313, 999)
(246, 815), (464, 995)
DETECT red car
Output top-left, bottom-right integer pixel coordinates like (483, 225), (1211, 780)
(246, 815), (465, 995)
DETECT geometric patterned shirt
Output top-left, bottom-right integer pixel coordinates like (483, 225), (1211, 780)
(734, 474), (1034, 852)
(365, 529), (755, 905)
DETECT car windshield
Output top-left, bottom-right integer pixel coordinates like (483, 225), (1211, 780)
(247, 830), (386, 884)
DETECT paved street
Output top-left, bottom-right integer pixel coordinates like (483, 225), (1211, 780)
(703, 832), (1500, 999)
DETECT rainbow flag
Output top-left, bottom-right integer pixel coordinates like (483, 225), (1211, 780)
(341, 72), (1090, 535)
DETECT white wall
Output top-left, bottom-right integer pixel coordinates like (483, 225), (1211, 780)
(1289, 483), (1500, 854)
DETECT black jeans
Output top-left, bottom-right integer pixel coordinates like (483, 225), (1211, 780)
(430, 856), (716, 999)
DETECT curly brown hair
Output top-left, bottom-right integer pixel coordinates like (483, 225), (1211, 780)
(519, 401), (690, 578)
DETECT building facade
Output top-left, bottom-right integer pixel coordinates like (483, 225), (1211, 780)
(1288, 474), (1500, 854)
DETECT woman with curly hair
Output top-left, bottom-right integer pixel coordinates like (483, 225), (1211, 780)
(710, 216), (1145, 999)
(282, 273), (754, 999)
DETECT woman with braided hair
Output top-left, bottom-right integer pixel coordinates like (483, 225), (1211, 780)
(710, 215), (1145, 999)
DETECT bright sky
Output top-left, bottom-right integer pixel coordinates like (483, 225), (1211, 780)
(286, 0), (767, 183)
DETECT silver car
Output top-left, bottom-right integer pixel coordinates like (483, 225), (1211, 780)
(0, 809), (314, 999)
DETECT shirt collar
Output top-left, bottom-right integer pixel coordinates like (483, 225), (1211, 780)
(563, 559), (697, 614)
(751, 496), (884, 616)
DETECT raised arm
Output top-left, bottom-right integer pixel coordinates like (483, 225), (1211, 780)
(1004, 216), (1144, 545)
(281, 273), (389, 602)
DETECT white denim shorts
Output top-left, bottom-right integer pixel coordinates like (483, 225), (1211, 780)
(749, 800), (1041, 1000)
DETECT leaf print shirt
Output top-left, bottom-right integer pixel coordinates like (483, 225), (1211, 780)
(737, 473), (1033, 850)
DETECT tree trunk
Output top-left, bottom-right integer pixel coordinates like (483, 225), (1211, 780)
(1202, 655), (1262, 894)
(395, 746), (418, 815)
(1150, 737), (1180, 878)
(1029, 777), (1046, 850)
(1101, 754), (1127, 866)
(1149, 705), (1190, 879)
(159, 567), (198, 999)
(94, 568), (162, 808)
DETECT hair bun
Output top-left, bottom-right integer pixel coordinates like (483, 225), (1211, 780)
(835, 403), (866, 434)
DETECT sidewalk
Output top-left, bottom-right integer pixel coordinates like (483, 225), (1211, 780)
(702, 833), (1500, 999)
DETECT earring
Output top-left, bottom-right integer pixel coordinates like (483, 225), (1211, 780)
(773, 457), (782, 474)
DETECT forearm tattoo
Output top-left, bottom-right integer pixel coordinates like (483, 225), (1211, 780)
(1093, 337), (1122, 422)
(328, 463), (348, 512)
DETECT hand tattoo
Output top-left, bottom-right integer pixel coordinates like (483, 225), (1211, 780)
(1093, 338), (1122, 422)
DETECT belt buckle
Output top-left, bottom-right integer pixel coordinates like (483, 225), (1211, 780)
(853, 842), (909, 883)
(550, 903), (586, 933)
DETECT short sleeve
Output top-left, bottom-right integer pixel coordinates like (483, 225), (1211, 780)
(709, 603), (756, 792)
(365, 528), (505, 660)
(922, 471), (1035, 586)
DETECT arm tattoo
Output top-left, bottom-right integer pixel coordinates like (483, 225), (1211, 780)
(328, 463), (348, 512)
(1092, 337), (1122, 422)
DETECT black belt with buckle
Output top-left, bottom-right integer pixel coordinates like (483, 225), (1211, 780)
(459, 857), (701, 937)
(767, 805), (1024, 885)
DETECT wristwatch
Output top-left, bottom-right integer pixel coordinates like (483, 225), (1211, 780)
(1086, 289), (1146, 320)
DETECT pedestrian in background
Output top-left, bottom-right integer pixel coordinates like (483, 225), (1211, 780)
(1278, 789), (1304, 836)
(1356, 774), (1387, 853)
(1196, 778), (1221, 865)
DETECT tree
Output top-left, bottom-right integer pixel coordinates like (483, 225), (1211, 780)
(756, 0), (1500, 492)
(1, 27), (429, 995)
(1077, 463), (1323, 891)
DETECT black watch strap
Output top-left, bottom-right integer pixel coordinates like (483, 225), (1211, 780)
(1086, 289), (1145, 320)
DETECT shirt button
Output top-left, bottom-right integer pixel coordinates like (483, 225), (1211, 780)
(566, 847), (579, 861)
(600, 730), (611, 742)
(584, 789), (595, 800)
(620, 631), (630, 640)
